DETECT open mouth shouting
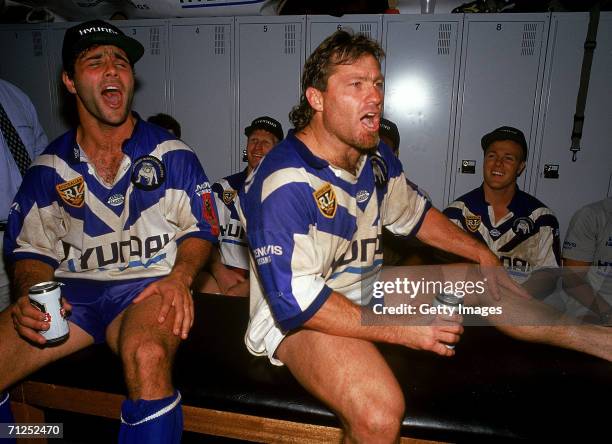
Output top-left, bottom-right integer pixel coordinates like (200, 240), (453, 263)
(101, 84), (123, 109)
(361, 112), (380, 132)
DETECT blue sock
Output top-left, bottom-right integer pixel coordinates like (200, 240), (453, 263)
(118, 391), (182, 444)
(0, 392), (16, 444)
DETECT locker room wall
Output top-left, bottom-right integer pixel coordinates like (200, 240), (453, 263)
(0, 13), (610, 234)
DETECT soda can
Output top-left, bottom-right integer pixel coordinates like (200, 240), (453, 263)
(433, 293), (462, 349)
(28, 281), (69, 344)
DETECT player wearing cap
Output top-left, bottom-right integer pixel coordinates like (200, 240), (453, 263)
(444, 126), (560, 282)
(0, 20), (219, 443)
(202, 117), (283, 296)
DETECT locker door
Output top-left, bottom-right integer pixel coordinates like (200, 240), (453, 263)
(46, 23), (72, 139)
(0, 26), (55, 139)
(169, 18), (234, 183)
(533, 13), (612, 237)
(383, 14), (463, 208)
(115, 20), (169, 120)
(450, 13), (549, 202)
(306, 14), (382, 56)
(235, 16), (304, 172)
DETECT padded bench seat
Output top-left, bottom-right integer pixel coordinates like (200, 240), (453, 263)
(10, 294), (612, 443)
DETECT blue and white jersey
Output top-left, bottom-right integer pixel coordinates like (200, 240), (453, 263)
(212, 169), (249, 271)
(239, 132), (430, 361)
(3, 117), (219, 282)
(444, 185), (560, 282)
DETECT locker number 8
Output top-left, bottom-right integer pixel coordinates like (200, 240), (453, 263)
(263, 25), (268, 32)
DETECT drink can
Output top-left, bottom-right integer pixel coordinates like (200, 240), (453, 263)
(433, 293), (462, 349)
(28, 281), (69, 344)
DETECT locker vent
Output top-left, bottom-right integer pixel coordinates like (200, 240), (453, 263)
(32, 31), (42, 57)
(521, 23), (537, 56)
(285, 24), (296, 55)
(437, 23), (451, 55)
(359, 23), (372, 39)
(214, 26), (225, 55)
(149, 27), (160, 55)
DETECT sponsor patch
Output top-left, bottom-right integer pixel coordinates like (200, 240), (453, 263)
(56, 176), (85, 208)
(131, 156), (165, 190)
(313, 183), (337, 218)
(465, 215), (481, 232)
(195, 182), (212, 196)
(223, 189), (237, 205)
(356, 190), (370, 203)
(512, 217), (534, 235)
(202, 192), (219, 236)
(490, 228), (501, 238)
(107, 193), (124, 207)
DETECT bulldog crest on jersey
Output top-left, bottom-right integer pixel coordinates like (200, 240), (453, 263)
(56, 176), (85, 208)
(313, 183), (337, 218)
(465, 214), (481, 232)
(223, 190), (237, 205)
(131, 156), (165, 191)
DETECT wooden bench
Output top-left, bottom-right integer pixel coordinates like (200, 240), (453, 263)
(10, 294), (612, 443)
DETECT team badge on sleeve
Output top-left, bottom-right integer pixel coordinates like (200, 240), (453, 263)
(131, 156), (165, 190)
(465, 214), (481, 232)
(56, 176), (85, 208)
(313, 182), (337, 218)
(223, 190), (237, 205)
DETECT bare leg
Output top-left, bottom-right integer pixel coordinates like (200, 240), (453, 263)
(277, 330), (405, 444)
(106, 293), (181, 400)
(0, 307), (94, 390)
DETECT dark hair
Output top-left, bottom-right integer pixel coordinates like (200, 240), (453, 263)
(147, 113), (182, 139)
(289, 30), (385, 132)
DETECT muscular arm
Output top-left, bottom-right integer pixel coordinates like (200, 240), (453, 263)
(416, 207), (528, 299)
(302, 291), (462, 356)
(416, 208), (494, 264)
(562, 258), (612, 318)
(134, 237), (213, 339)
(10, 259), (60, 344)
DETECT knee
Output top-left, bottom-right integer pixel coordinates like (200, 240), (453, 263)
(122, 339), (171, 377)
(345, 387), (405, 442)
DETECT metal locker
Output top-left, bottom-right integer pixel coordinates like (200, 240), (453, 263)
(382, 14), (463, 208)
(450, 13), (549, 203)
(46, 23), (72, 139)
(306, 14), (382, 56)
(114, 20), (170, 122)
(169, 17), (234, 183)
(0, 25), (56, 140)
(235, 15), (305, 172)
(532, 12), (612, 238)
